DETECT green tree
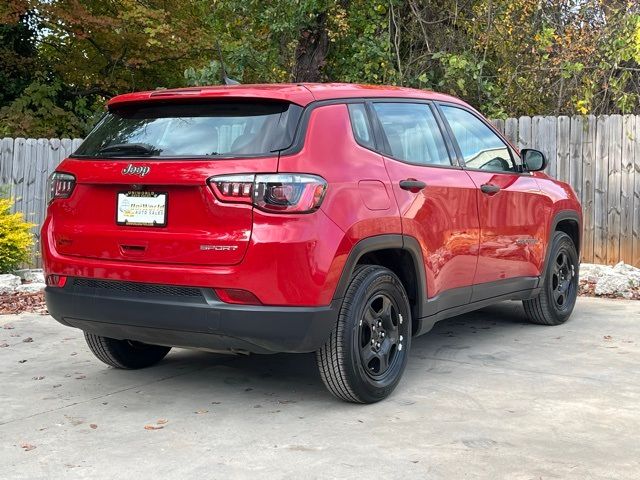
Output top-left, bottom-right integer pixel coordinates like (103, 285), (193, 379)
(0, 1), (38, 107)
(2, 0), (640, 139)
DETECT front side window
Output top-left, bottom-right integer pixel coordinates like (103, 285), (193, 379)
(440, 105), (514, 172)
(73, 101), (302, 158)
(372, 103), (451, 166)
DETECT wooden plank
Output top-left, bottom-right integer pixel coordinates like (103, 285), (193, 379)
(30, 139), (47, 266)
(607, 115), (623, 264)
(22, 139), (37, 225)
(504, 118), (518, 147)
(532, 116), (556, 177)
(1, 138), (14, 198)
(490, 118), (505, 134)
(633, 115), (640, 268)
(71, 138), (83, 152)
(569, 116), (584, 202)
(545, 117), (558, 178)
(581, 116), (596, 263)
(518, 116), (532, 149)
(60, 138), (73, 162)
(620, 115), (636, 265)
(48, 138), (61, 175)
(556, 116), (571, 183)
(593, 116), (609, 264)
(531, 115), (545, 175)
(11, 138), (26, 214)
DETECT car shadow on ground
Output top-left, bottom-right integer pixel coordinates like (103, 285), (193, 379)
(133, 301), (533, 401)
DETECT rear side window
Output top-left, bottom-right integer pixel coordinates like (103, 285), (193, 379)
(372, 103), (451, 166)
(73, 101), (303, 158)
(347, 103), (375, 149)
(440, 105), (514, 172)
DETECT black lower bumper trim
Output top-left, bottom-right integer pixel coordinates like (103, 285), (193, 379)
(45, 279), (340, 354)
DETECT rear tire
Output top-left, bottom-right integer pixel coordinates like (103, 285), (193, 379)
(316, 265), (412, 403)
(84, 332), (171, 369)
(523, 231), (579, 325)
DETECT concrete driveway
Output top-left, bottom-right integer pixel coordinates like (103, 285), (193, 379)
(1, 297), (638, 479)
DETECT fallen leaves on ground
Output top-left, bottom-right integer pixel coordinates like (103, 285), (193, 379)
(144, 424), (164, 430)
(145, 418), (168, 430)
(0, 292), (47, 315)
(89, 424), (98, 429)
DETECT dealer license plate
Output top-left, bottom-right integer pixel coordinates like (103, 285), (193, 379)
(116, 191), (167, 227)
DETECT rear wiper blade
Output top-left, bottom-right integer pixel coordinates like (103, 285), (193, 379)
(97, 143), (158, 156)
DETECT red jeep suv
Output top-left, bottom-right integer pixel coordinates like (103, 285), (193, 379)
(43, 83), (582, 403)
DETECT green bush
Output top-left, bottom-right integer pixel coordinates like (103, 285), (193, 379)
(0, 199), (34, 273)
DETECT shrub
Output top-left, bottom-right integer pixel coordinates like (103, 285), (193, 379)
(0, 199), (34, 273)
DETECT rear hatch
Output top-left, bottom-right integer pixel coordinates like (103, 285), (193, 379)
(50, 99), (303, 266)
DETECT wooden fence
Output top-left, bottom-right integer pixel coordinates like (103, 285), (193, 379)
(1, 114), (639, 267)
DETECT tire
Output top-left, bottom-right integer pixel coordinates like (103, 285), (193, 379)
(316, 265), (412, 403)
(84, 332), (171, 369)
(523, 231), (579, 325)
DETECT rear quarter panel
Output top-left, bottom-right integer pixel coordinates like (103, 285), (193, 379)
(277, 103), (402, 244)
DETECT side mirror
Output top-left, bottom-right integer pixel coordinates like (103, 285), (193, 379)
(521, 148), (547, 172)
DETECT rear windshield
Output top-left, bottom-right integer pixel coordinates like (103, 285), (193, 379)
(72, 101), (303, 158)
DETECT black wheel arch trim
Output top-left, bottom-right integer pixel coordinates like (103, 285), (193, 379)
(539, 209), (582, 287)
(331, 234), (428, 320)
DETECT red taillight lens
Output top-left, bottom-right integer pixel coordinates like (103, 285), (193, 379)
(208, 173), (327, 214)
(47, 172), (76, 204)
(46, 275), (67, 288)
(208, 174), (254, 204)
(214, 288), (262, 305)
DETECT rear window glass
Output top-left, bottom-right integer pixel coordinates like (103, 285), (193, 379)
(73, 101), (302, 158)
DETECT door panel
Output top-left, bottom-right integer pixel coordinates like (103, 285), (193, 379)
(384, 160), (480, 299)
(438, 104), (547, 285)
(371, 102), (480, 301)
(465, 171), (547, 284)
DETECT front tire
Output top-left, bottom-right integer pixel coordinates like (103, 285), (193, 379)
(523, 231), (579, 325)
(84, 333), (171, 369)
(316, 265), (412, 403)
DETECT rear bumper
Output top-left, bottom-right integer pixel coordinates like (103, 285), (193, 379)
(45, 278), (340, 354)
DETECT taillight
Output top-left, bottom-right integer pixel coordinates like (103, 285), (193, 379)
(47, 172), (76, 204)
(208, 173), (327, 214)
(209, 175), (254, 204)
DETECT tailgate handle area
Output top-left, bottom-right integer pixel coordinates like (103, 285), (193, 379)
(119, 244), (147, 256)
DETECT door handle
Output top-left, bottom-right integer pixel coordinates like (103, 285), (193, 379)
(480, 183), (500, 195)
(399, 179), (427, 192)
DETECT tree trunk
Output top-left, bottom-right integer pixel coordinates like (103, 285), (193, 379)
(292, 12), (329, 83)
